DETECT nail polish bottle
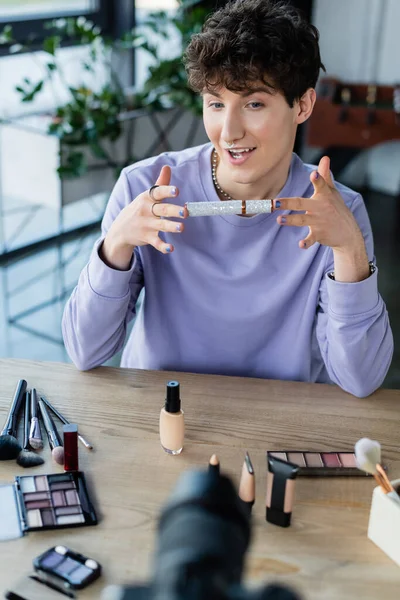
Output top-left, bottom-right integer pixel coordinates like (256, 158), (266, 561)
(159, 381), (184, 455)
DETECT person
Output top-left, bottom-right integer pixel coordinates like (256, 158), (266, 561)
(62, 0), (393, 398)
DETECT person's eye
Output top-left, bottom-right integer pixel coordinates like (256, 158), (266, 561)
(247, 101), (264, 109)
(209, 102), (224, 109)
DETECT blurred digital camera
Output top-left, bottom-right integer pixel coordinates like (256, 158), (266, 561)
(102, 468), (301, 600)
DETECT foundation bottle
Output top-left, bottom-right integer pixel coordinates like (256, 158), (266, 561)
(159, 380), (184, 455)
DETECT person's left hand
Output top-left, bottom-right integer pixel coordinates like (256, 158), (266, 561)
(275, 156), (364, 251)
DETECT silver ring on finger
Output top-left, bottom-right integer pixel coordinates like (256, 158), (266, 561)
(151, 202), (160, 218)
(149, 185), (159, 201)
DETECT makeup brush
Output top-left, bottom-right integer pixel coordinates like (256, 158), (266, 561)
(0, 379), (27, 460)
(16, 390), (45, 468)
(29, 388), (43, 450)
(238, 451), (255, 516)
(208, 454), (220, 475)
(40, 396), (93, 450)
(38, 399), (64, 465)
(355, 437), (400, 504)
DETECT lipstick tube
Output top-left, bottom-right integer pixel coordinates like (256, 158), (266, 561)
(185, 199), (273, 217)
(63, 423), (79, 471)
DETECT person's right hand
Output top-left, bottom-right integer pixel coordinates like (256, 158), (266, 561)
(100, 166), (186, 270)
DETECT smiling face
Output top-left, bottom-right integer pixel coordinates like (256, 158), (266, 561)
(202, 84), (315, 199)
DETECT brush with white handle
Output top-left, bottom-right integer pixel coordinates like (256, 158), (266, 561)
(29, 388), (43, 450)
(355, 437), (400, 504)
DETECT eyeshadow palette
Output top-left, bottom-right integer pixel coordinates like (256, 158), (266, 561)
(34, 545), (101, 590)
(0, 471), (97, 541)
(267, 451), (374, 476)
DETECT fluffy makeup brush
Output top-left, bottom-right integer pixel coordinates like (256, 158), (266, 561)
(355, 437), (400, 504)
(29, 389), (43, 450)
(16, 391), (45, 468)
(0, 379), (27, 460)
(40, 396), (93, 450)
(38, 399), (64, 465)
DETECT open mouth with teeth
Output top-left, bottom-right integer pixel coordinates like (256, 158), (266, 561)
(228, 148), (256, 160)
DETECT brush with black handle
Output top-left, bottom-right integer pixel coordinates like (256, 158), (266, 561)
(40, 396), (93, 450)
(38, 399), (64, 465)
(0, 379), (27, 460)
(16, 390), (45, 468)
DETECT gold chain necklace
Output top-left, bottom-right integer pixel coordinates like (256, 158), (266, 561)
(211, 148), (233, 200)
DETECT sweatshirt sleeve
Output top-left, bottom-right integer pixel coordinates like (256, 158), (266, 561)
(62, 169), (144, 370)
(316, 193), (393, 397)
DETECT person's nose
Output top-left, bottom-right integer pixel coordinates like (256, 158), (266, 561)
(220, 108), (245, 145)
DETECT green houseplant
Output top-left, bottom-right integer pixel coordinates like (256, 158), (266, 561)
(0, 1), (209, 179)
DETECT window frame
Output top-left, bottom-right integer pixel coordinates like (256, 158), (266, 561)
(0, 0), (117, 55)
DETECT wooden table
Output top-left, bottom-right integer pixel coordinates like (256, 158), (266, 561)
(0, 359), (399, 599)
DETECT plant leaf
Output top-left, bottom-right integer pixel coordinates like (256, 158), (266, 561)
(43, 35), (61, 56)
(0, 25), (13, 45)
(88, 141), (108, 159)
(58, 150), (87, 179)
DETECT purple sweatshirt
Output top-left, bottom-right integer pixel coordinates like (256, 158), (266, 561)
(62, 143), (393, 397)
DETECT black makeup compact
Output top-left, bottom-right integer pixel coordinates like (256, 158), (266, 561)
(0, 471), (97, 540)
(34, 546), (102, 590)
(5, 546), (101, 599)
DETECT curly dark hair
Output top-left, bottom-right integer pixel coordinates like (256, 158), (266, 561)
(183, 0), (325, 107)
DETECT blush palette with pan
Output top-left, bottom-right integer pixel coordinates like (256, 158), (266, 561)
(267, 451), (373, 476)
(0, 472), (97, 541)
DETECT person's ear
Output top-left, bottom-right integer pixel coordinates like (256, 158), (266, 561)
(295, 88), (316, 124)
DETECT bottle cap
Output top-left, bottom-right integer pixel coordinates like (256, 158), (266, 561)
(165, 380), (181, 413)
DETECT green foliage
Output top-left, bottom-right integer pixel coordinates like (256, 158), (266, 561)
(137, 3), (209, 115)
(0, 5), (207, 178)
(16, 79), (45, 102)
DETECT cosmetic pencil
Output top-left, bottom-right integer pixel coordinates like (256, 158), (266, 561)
(185, 199), (274, 217)
(16, 390), (44, 468)
(238, 451), (255, 516)
(0, 379), (27, 460)
(208, 454), (220, 475)
(40, 396), (93, 450)
(29, 388), (43, 450)
(38, 399), (64, 465)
